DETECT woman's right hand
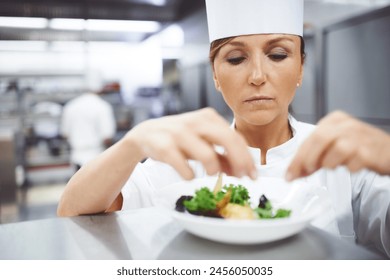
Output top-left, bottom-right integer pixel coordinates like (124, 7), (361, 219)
(127, 107), (257, 180)
(58, 108), (257, 217)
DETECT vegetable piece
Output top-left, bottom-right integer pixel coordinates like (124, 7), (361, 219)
(228, 184), (250, 205)
(183, 187), (216, 211)
(216, 184), (250, 206)
(254, 203), (273, 219)
(216, 189), (232, 210)
(183, 187), (220, 217)
(213, 173), (223, 195)
(258, 194), (268, 209)
(175, 195), (193, 212)
(254, 195), (292, 219)
(274, 208), (292, 218)
(219, 203), (256, 220)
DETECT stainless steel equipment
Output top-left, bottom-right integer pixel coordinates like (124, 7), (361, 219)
(0, 129), (17, 204)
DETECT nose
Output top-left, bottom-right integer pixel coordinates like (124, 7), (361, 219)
(248, 58), (266, 86)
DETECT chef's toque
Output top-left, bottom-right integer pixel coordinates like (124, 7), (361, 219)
(205, 0), (304, 43)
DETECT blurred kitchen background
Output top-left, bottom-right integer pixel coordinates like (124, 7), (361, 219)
(0, 0), (389, 224)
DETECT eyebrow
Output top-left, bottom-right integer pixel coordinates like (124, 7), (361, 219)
(227, 36), (295, 48)
(265, 37), (295, 47)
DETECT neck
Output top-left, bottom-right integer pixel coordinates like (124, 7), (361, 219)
(235, 115), (292, 165)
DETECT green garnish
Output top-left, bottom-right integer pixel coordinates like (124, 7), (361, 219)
(254, 200), (291, 219)
(274, 208), (292, 218)
(225, 184), (250, 205)
(214, 184), (250, 205)
(181, 183), (291, 219)
(183, 187), (216, 212)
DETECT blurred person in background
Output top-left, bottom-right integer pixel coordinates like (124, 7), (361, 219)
(61, 72), (116, 172)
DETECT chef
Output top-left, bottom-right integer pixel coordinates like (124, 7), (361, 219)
(58, 0), (390, 258)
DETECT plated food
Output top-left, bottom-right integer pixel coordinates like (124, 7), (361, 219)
(175, 183), (292, 220)
(155, 176), (328, 244)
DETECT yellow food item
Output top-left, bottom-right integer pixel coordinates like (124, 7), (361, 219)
(219, 203), (256, 220)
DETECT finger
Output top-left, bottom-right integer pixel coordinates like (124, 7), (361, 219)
(321, 139), (356, 169)
(180, 108), (256, 179)
(286, 131), (332, 181)
(160, 149), (195, 180)
(344, 156), (365, 174)
(343, 147), (372, 173)
(286, 151), (308, 181)
(177, 133), (221, 176)
(145, 136), (195, 180)
(286, 148), (317, 181)
(218, 154), (233, 176)
(196, 123), (256, 178)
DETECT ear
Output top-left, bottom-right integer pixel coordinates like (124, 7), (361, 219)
(212, 70), (222, 92)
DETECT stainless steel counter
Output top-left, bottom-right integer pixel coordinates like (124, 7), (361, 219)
(0, 207), (385, 260)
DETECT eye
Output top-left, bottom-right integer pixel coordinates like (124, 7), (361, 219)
(226, 57), (245, 65)
(268, 53), (288, 61)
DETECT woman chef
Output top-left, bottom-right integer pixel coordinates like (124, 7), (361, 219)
(58, 0), (390, 258)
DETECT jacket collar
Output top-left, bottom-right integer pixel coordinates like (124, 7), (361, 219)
(232, 115), (299, 165)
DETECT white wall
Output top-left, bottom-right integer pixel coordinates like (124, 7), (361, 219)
(85, 39), (162, 103)
(0, 40), (163, 104)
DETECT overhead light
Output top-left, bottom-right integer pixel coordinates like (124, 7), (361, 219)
(86, 19), (161, 33)
(49, 18), (86, 31)
(0, 17), (48, 29)
(49, 18), (160, 33)
(0, 17), (160, 33)
(133, 0), (167, 6)
(145, 0), (167, 5)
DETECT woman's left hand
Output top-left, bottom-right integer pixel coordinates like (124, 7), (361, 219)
(286, 111), (390, 181)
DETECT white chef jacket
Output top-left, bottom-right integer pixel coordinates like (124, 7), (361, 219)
(61, 93), (116, 166)
(121, 115), (390, 257)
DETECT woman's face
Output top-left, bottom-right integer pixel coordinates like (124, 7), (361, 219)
(212, 34), (303, 127)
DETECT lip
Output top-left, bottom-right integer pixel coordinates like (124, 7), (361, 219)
(244, 95), (275, 103)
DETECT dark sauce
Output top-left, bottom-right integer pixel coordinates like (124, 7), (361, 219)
(175, 195), (193, 212)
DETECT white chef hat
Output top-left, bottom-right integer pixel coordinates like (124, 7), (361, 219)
(205, 0), (304, 43)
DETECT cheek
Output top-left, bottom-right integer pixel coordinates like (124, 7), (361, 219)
(274, 64), (301, 97)
(215, 67), (241, 99)
(278, 62), (300, 82)
(282, 74), (298, 93)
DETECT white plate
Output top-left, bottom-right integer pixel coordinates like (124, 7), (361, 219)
(155, 176), (329, 245)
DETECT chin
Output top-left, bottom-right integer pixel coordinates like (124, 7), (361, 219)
(239, 110), (279, 126)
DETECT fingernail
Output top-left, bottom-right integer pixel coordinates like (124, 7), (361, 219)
(235, 170), (245, 178)
(285, 171), (294, 182)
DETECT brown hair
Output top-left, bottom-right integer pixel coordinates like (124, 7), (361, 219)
(209, 36), (306, 66)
